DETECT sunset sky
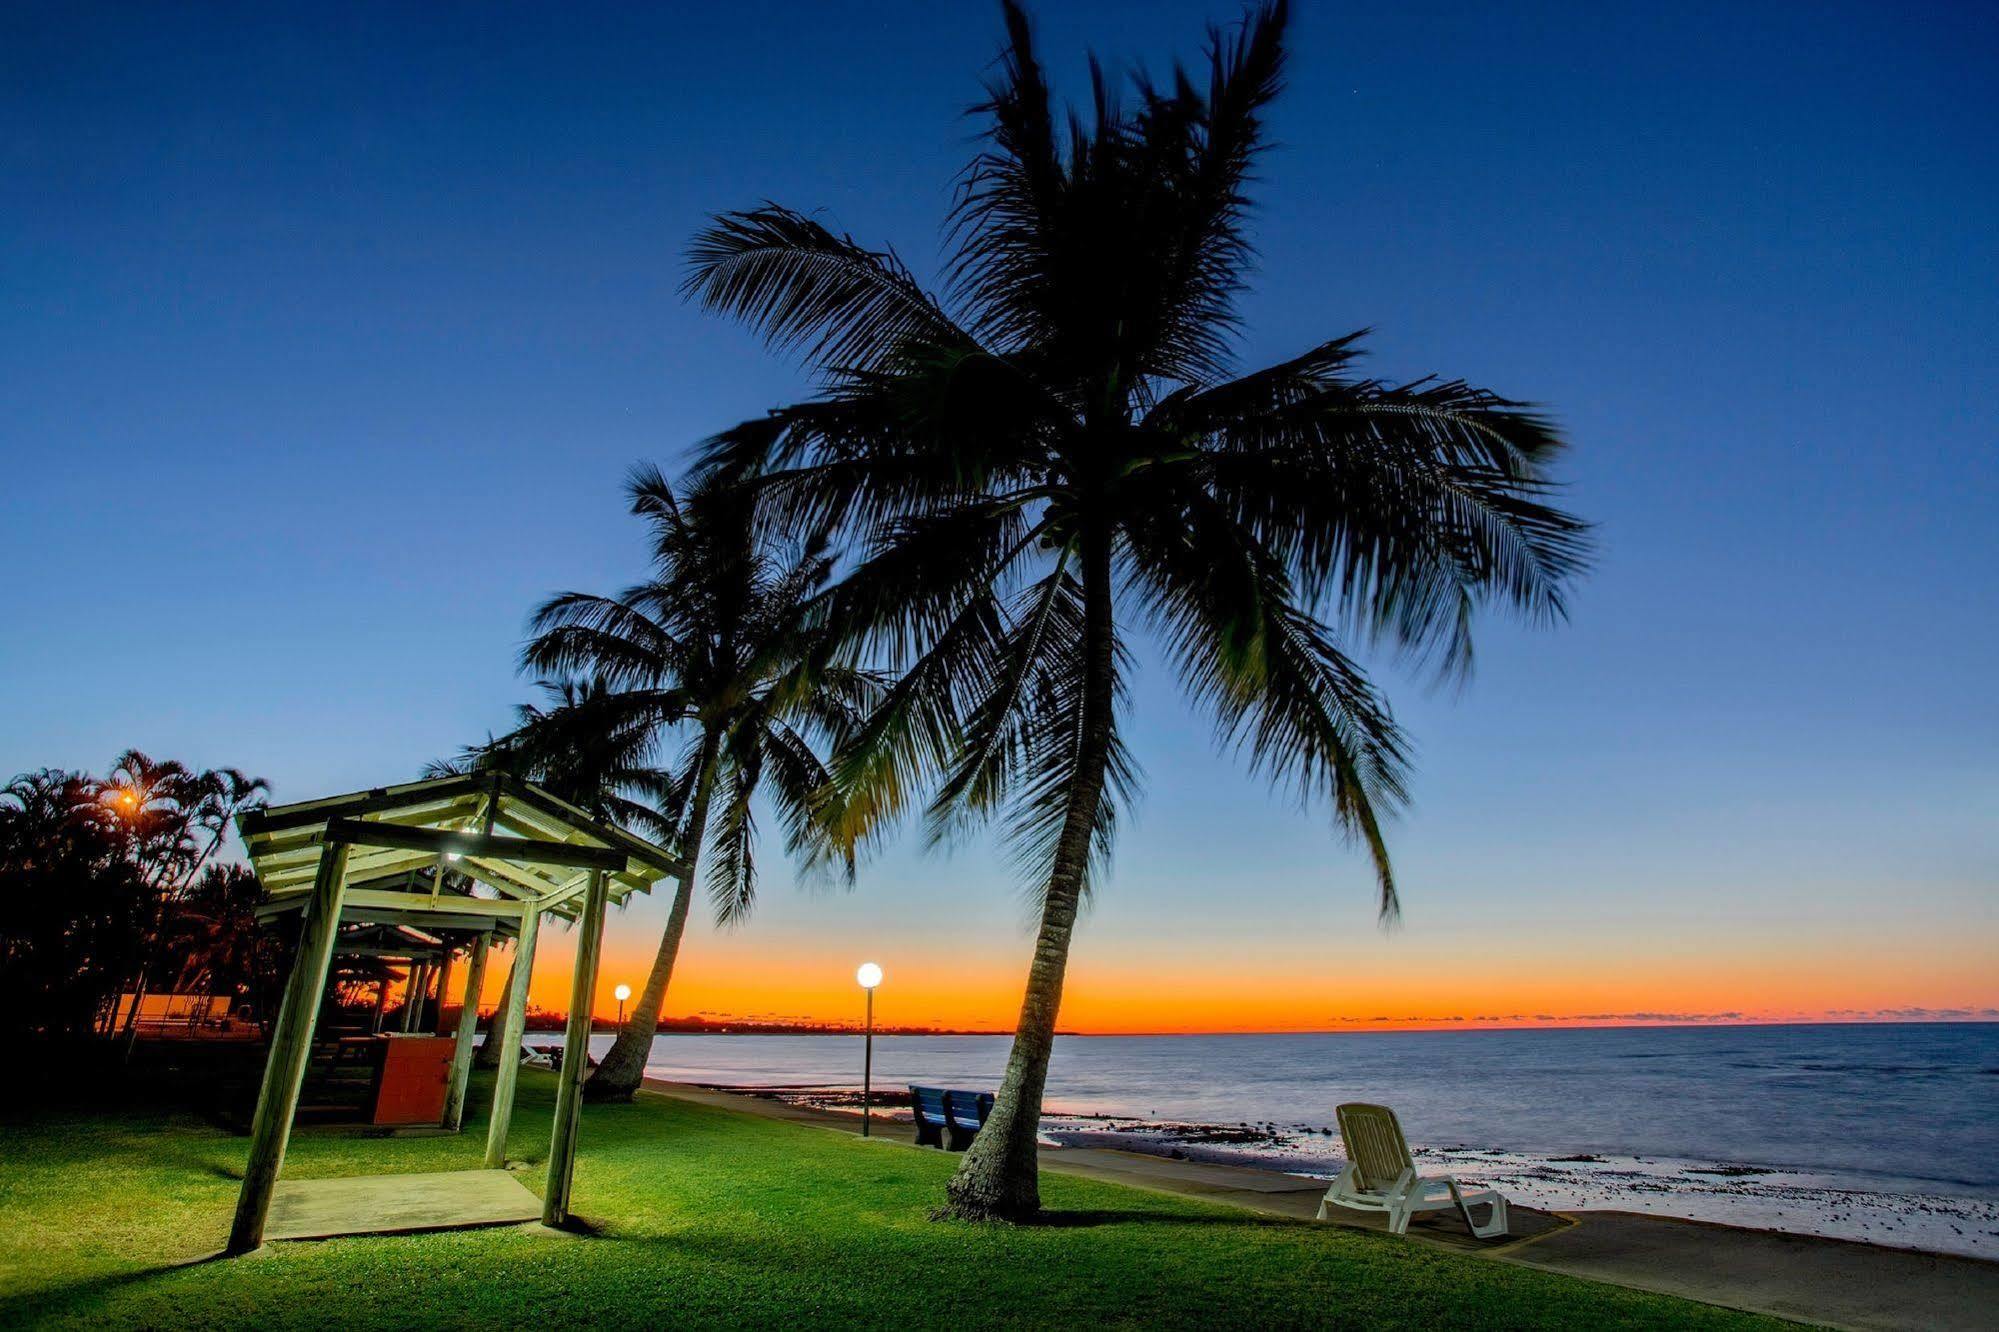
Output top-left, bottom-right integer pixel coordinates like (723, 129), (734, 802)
(3, 2), (1993, 1032)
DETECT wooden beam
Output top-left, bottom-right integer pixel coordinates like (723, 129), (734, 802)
(324, 818), (629, 871)
(488, 803), (572, 840)
(329, 944), (447, 960)
(261, 846), (434, 890)
(344, 909), (514, 935)
(485, 813), (662, 902)
(456, 855), (564, 901)
(245, 796), (486, 860)
(483, 907), (541, 1168)
(532, 870), (595, 911)
(543, 868), (609, 1227)
(500, 777), (686, 877)
(443, 932), (491, 1132)
(227, 841), (351, 1255)
(480, 774), (501, 835)
(239, 774), (486, 837)
(257, 887), (528, 922)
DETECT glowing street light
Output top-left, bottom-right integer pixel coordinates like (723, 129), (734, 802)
(614, 982), (631, 1032)
(856, 962), (882, 1137)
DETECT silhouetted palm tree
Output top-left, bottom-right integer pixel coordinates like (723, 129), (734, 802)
(521, 465), (877, 1101)
(689, 0), (1589, 1218)
(103, 751), (267, 1049)
(445, 678), (683, 839)
(435, 679), (682, 1069)
(164, 864), (273, 1007)
(0, 770), (147, 1038)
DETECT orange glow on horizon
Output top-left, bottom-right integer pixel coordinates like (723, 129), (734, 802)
(470, 924), (1999, 1035)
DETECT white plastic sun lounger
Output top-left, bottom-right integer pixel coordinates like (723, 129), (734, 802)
(1316, 1102), (1510, 1239)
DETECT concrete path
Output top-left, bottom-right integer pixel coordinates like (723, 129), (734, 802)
(642, 1080), (1999, 1331)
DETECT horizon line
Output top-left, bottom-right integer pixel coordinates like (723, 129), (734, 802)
(557, 1015), (1999, 1036)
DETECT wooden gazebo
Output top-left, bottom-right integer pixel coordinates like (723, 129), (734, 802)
(225, 772), (684, 1254)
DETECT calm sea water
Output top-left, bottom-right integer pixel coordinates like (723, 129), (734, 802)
(597, 1022), (1999, 1198)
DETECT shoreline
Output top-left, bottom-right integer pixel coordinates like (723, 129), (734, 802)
(643, 1075), (1999, 1330)
(701, 1080), (1999, 1262)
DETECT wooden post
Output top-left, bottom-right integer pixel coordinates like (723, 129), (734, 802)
(400, 961), (428, 1033)
(370, 978), (388, 1034)
(433, 948), (455, 1035)
(442, 932), (490, 1131)
(482, 907), (540, 1168)
(543, 869), (609, 1227)
(227, 841), (351, 1255)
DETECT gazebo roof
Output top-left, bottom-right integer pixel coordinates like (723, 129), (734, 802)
(239, 771), (684, 934)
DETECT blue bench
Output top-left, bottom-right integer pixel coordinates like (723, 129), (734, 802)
(909, 1085), (995, 1151)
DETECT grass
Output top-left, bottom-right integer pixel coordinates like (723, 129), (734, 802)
(0, 1069), (1776, 1329)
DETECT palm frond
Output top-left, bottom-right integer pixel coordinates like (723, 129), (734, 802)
(1173, 350), (1591, 676)
(924, 555), (1074, 843)
(996, 600), (1138, 893)
(1126, 489), (1407, 917)
(705, 732), (763, 926)
(685, 204), (971, 374)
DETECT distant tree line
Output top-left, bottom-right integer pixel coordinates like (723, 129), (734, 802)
(0, 752), (275, 1042)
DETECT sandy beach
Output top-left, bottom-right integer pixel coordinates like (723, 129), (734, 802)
(1037, 1115), (1999, 1262)
(748, 1084), (1999, 1262)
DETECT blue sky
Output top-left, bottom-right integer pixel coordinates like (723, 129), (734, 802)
(2, 2), (1993, 1027)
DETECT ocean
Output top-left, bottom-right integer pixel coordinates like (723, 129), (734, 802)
(581, 1022), (1999, 1259)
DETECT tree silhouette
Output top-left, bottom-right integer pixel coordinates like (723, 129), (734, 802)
(689, 0), (1588, 1217)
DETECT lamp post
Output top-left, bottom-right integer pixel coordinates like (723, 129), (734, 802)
(855, 962), (882, 1137)
(613, 983), (630, 1034)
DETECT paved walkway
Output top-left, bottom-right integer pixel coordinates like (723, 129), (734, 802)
(642, 1080), (1999, 1331)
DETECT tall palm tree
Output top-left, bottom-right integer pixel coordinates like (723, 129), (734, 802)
(429, 679), (680, 1068)
(688, 0), (1589, 1219)
(521, 465), (877, 1101)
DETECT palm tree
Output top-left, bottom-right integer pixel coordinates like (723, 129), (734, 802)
(435, 680), (681, 1070)
(687, 0), (1590, 1219)
(521, 465), (877, 1102)
(449, 677), (685, 840)
(103, 751), (268, 1049)
(0, 770), (147, 1038)
(164, 864), (272, 1007)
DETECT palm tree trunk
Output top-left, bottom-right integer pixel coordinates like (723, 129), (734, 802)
(116, 821), (220, 1057)
(944, 525), (1117, 1221)
(116, 888), (177, 1060)
(471, 956), (514, 1068)
(583, 730), (722, 1103)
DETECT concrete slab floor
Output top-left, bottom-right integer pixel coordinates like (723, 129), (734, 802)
(264, 1169), (541, 1241)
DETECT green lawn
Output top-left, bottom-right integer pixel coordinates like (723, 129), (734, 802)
(0, 1070), (1773, 1329)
